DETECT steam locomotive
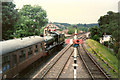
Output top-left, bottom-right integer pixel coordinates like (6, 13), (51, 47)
(0, 32), (64, 79)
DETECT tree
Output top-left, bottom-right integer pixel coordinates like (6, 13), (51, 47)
(67, 26), (79, 34)
(98, 11), (119, 54)
(118, 48), (120, 79)
(13, 5), (48, 37)
(89, 26), (102, 42)
(92, 35), (100, 42)
(2, 2), (19, 40)
(12, 16), (34, 38)
(67, 28), (75, 34)
(19, 5), (48, 35)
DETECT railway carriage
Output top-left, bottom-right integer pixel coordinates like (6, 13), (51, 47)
(1, 36), (45, 78)
(1, 33), (65, 79)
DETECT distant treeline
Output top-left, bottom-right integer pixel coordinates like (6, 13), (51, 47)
(76, 23), (99, 27)
(53, 22), (98, 28)
(53, 22), (98, 34)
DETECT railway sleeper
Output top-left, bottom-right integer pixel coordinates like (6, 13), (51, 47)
(91, 71), (102, 74)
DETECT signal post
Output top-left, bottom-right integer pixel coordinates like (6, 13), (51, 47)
(65, 30), (82, 80)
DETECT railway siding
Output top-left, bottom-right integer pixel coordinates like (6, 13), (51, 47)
(78, 43), (110, 79)
(85, 39), (118, 78)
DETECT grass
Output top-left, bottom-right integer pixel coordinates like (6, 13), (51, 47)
(86, 39), (118, 78)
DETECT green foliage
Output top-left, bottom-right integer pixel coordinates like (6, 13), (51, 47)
(67, 25), (88, 34)
(59, 29), (63, 31)
(86, 39), (118, 76)
(72, 25), (88, 32)
(92, 34), (100, 42)
(67, 28), (75, 34)
(89, 26), (101, 42)
(98, 11), (119, 39)
(53, 22), (71, 27)
(98, 11), (119, 54)
(40, 26), (45, 34)
(67, 26), (79, 34)
(2, 2), (19, 40)
(2, 2), (48, 40)
(12, 16), (33, 38)
(20, 5), (48, 27)
(118, 48), (120, 79)
(13, 5), (48, 38)
(77, 26), (88, 32)
(104, 41), (109, 47)
(76, 23), (99, 28)
(53, 22), (96, 32)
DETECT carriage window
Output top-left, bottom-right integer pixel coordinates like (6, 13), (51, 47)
(12, 54), (17, 66)
(35, 45), (38, 54)
(2, 55), (10, 72)
(40, 43), (43, 52)
(40, 48), (42, 52)
(41, 43), (43, 47)
(19, 50), (26, 62)
(28, 47), (33, 58)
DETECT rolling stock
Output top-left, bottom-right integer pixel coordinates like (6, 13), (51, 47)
(0, 33), (64, 79)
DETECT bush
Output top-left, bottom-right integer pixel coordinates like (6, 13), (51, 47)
(104, 41), (109, 47)
(67, 28), (75, 34)
(92, 35), (100, 42)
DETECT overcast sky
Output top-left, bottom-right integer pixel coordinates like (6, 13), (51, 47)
(13, 0), (119, 24)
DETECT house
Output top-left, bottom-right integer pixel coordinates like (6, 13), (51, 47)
(43, 23), (60, 36)
(62, 29), (69, 34)
(79, 31), (83, 33)
(100, 35), (111, 44)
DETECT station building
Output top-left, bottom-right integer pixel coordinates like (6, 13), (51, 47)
(43, 23), (60, 36)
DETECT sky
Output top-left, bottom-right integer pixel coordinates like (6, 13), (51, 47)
(13, 0), (119, 24)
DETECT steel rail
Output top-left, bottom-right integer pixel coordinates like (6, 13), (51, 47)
(42, 46), (73, 79)
(82, 44), (110, 79)
(78, 45), (94, 79)
(78, 44), (110, 80)
(32, 44), (72, 79)
(57, 49), (74, 79)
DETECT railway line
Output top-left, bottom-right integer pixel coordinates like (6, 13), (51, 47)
(32, 44), (73, 79)
(30, 39), (110, 79)
(6, 32), (111, 79)
(78, 43), (110, 80)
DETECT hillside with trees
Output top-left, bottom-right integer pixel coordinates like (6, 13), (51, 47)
(89, 11), (119, 55)
(53, 22), (98, 28)
(53, 22), (98, 34)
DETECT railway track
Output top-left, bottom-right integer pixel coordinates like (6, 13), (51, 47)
(17, 33), (110, 79)
(32, 44), (73, 79)
(78, 43), (110, 80)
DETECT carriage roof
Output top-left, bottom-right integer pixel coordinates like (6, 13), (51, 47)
(1, 36), (44, 55)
